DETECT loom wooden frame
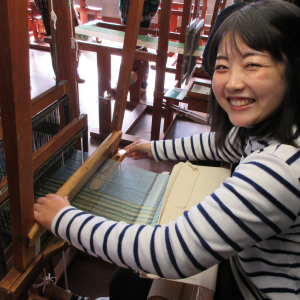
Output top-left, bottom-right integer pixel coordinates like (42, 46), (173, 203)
(0, 0), (216, 299)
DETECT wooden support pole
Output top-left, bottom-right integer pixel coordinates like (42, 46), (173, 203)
(79, 0), (88, 24)
(97, 51), (112, 135)
(53, 0), (79, 121)
(111, 0), (145, 132)
(175, 0), (193, 83)
(150, 0), (173, 141)
(0, 0), (35, 271)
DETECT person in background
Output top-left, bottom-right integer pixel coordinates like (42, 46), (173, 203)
(119, 0), (160, 93)
(33, 0), (85, 83)
(34, 1), (300, 299)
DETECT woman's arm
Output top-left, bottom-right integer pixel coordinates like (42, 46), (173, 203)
(125, 129), (243, 163)
(36, 151), (300, 279)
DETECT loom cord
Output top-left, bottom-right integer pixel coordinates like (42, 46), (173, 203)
(32, 94), (70, 153)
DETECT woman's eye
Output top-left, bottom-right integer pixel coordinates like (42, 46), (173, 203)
(246, 63), (260, 68)
(215, 65), (228, 70)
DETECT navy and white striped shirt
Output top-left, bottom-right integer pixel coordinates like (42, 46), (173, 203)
(52, 127), (300, 300)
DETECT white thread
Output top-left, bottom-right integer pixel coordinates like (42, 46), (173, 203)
(50, 0), (57, 30)
(51, 11), (57, 30)
(32, 270), (56, 293)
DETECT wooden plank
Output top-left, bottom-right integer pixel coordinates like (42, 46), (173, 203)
(1, 237), (65, 300)
(0, 120), (3, 139)
(44, 283), (73, 300)
(0, 268), (22, 300)
(29, 43), (51, 52)
(54, 247), (77, 283)
(78, 40), (157, 62)
(175, 0), (193, 83)
(0, 190), (8, 206)
(210, 0), (222, 35)
(94, 21), (180, 40)
(31, 81), (69, 117)
(150, 0), (173, 141)
(111, 0), (145, 132)
(53, 0), (78, 121)
(90, 130), (143, 146)
(0, 0), (35, 271)
(185, 97), (209, 112)
(28, 295), (50, 300)
(97, 51), (111, 135)
(28, 131), (122, 247)
(122, 104), (148, 134)
(32, 114), (88, 171)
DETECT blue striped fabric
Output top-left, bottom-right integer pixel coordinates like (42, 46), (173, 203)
(53, 127), (300, 300)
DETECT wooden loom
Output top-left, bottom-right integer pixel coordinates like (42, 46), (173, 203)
(0, 0), (126, 299)
(0, 0), (171, 298)
(73, 0), (200, 143)
(0, 1), (217, 300)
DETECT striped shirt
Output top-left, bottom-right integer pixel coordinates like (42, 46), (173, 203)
(52, 127), (300, 300)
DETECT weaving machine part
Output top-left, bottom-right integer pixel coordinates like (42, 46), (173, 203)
(0, 94), (87, 274)
(0, 94), (71, 182)
(33, 155), (169, 226)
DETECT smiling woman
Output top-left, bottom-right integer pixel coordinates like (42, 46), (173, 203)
(207, 0), (300, 149)
(34, 1), (300, 300)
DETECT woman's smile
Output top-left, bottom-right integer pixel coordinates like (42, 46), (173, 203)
(227, 97), (256, 108)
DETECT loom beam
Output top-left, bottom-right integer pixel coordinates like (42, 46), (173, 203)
(31, 81), (69, 118)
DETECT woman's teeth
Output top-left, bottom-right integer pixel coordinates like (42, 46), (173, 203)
(229, 98), (255, 107)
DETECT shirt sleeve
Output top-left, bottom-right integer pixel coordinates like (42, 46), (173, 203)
(51, 151), (300, 279)
(151, 129), (243, 163)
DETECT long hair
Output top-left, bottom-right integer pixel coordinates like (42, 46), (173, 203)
(207, 0), (300, 149)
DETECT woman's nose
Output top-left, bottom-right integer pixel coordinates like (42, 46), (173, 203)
(226, 70), (245, 91)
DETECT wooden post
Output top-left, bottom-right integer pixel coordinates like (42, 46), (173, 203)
(0, 0), (35, 271)
(150, 0), (172, 141)
(53, 0), (79, 121)
(79, 0), (89, 24)
(210, 0), (222, 35)
(97, 51), (112, 134)
(111, 0), (145, 132)
(175, 0), (192, 83)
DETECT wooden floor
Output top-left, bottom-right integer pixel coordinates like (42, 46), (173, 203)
(29, 47), (211, 299)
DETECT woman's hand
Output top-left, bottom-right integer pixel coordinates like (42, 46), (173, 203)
(125, 139), (153, 160)
(34, 194), (71, 231)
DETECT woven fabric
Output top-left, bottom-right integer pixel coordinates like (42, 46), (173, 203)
(34, 152), (169, 226)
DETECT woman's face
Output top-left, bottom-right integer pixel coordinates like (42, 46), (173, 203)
(212, 34), (287, 127)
